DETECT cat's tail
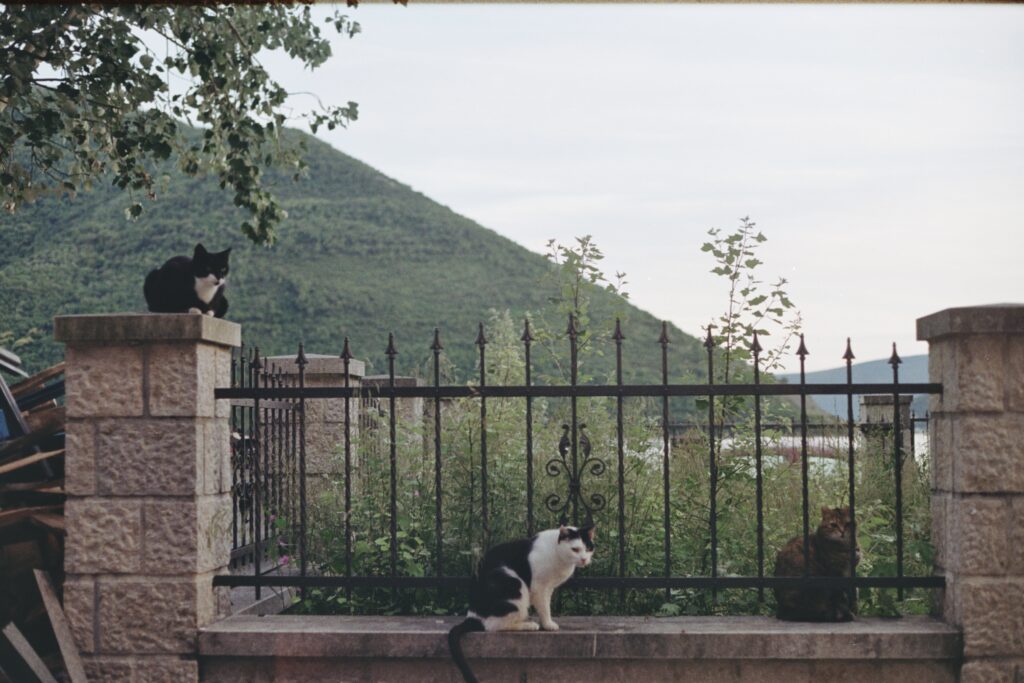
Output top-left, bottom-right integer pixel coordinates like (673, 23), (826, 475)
(448, 616), (484, 683)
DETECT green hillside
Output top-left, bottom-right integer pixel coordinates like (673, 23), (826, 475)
(1, 129), (707, 397)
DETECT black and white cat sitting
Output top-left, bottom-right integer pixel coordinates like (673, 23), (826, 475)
(448, 524), (596, 683)
(144, 243), (230, 318)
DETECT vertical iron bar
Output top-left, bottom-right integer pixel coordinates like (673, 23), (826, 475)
(522, 320), (535, 537)
(614, 319), (626, 607)
(262, 361), (271, 547)
(909, 410), (916, 462)
(251, 348), (262, 599)
(845, 338), (858, 608)
(890, 343), (904, 601)
(798, 335), (810, 577)
(431, 330), (444, 579)
(297, 344), (308, 599)
(568, 314), (579, 526)
(703, 327), (717, 603)
(342, 338), (354, 606)
(231, 347), (239, 553)
(476, 324), (489, 545)
(659, 322), (671, 602)
(386, 334), (399, 603)
(752, 333), (764, 602)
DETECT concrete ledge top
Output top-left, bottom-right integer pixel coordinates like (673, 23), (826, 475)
(199, 615), (961, 661)
(54, 313), (241, 348)
(266, 353), (366, 378)
(917, 304), (1024, 341)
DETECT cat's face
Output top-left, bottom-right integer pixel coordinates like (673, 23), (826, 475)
(557, 525), (596, 569)
(818, 506), (853, 543)
(192, 243), (231, 288)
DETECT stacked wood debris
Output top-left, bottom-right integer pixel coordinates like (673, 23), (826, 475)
(0, 348), (79, 681)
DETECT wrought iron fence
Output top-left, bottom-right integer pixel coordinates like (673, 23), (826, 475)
(227, 344), (302, 576)
(214, 316), (944, 605)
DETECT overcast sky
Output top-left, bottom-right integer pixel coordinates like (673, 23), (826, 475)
(260, 4), (1024, 373)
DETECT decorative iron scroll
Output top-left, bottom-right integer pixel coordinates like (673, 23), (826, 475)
(544, 423), (607, 524)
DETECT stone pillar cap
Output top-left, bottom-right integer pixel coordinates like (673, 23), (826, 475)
(917, 304), (1024, 341)
(266, 353), (366, 378)
(55, 313), (240, 348)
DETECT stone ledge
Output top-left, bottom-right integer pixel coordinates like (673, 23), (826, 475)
(199, 615), (961, 661)
(917, 304), (1024, 341)
(267, 353), (366, 378)
(55, 313), (240, 348)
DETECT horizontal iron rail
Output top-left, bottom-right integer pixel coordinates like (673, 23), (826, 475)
(216, 382), (942, 401)
(213, 574), (944, 590)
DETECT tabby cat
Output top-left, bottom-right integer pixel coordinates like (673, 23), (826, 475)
(774, 505), (860, 622)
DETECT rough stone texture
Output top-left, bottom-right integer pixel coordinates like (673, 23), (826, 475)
(1008, 337), (1024, 413)
(1010, 496), (1024, 576)
(960, 578), (1024, 656)
(930, 494), (949, 572)
(143, 500), (196, 574)
(917, 305), (1024, 342)
(96, 418), (202, 496)
(952, 413), (1024, 493)
(929, 414), (953, 493)
(197, 495), (232, 574)
(55, 313), (240, 348)
(98, 579), (199, 654)
(200, 657), (958, 683)
(134, 655), (199, 683)
(65, 498), (142, 573)
(959, 659), (1022, 683)
(66, 344), (144, 418)
(148, 343), (218, 417)
(950, 496), (1009, 575)
(953, 335), (1005, 412)
(65, 418), (97, 495)
(63, 577), (96, 654)
(82, 656), (134, 683)
(203, 418), (231, 495)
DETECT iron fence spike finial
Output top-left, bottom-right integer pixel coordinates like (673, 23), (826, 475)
(520, 318), (533, 343)
(252, 346), (261, 371)
(797, 333), (809, 358)
(751, 331), (762, 355)
(386, 332), (398, 358)
(843, 337), (855, 361)
(296, 342), (308, 369)
(613, 317), (625, 342)
(475, 322), (488, 347)
(889, 342), (902, 366)
(431, 328), (443, 352)
(566, 313), (578, 337)
(659, 321), (671, 346)
(340, 336), (353, 361)
(702, 325), (714, 350)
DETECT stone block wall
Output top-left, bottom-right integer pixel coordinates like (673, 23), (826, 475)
(56, 314), (240, 682)
(918, 305), (1024, 682)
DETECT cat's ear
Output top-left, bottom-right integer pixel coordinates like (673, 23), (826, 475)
(582, 525), (596, 542)
(194, 243), (208, 259)
(820, 505), (831, 518)
(558, 525), (570, 542)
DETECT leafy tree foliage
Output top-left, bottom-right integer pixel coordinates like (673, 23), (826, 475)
(1, 4), (362, 244)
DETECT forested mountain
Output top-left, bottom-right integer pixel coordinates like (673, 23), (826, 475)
(1, 129), (707, 395)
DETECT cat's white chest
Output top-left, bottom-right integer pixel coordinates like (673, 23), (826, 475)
(194, 275), (220, 304)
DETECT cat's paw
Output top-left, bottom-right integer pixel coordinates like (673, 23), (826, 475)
(521, 621), (540, 631)
(188, 307), (202, 315)
(205, 310), (215, 317)
(540, 620), (559, 631)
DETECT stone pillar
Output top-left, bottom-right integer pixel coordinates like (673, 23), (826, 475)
(917, 305), (1024, 682)
(265, 353), (365, 502)
(56, 314), (239, 682)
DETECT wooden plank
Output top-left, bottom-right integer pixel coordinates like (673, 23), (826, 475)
(0, 506), (63, 530)
(0, 449), (64, 476)
(0, 479), (64, 494)
(22, 407), (64, 436)
(0, 425), (61, 461)
(29, 515), (65, 535)
(33, 570), (87, 683)
(9, 363), (65, 399)
(0, 621), (59, 683)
